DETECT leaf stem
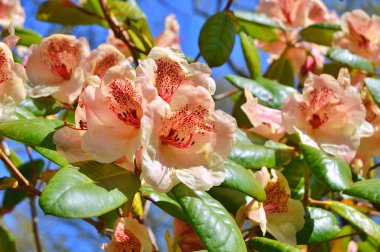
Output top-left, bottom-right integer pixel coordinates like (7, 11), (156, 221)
(223, 0), (234, 11)
(309, 198), (329, 206)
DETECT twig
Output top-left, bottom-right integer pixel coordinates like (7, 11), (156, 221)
(309, 198), (329, 206)
(29, 196), (43, 252)
(302, 168), (310, 206)
(223, 0), (234, 11)
(213, 89), (239, 100)
(368, 162), (380, 172)
(194, 52), (201, 62)
(227, 59), (249, 77)
(83, 218), (112, 239)
(0, 149), (30, 187)
(328, 232), (363, 242)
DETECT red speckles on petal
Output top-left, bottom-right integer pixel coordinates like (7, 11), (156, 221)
(160, 104), (215, 148)
(107, 78), (143, 128)
(113, 220), (142, 251)
(263, 182), (289, 214)
(155, 57), (185, 103)
(93, 53), (120, 78)
(50, 51), (71, 80)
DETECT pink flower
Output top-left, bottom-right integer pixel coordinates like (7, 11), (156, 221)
(106, 30), (132, 58)
(334, 10), (380, 65)
(246, 168), (305, 246)
(26, 34), (90, 104)
(0, 0), (25, 28)
(155, 14), (181, 49)
(173, 218), (205, 252)
(140, 85), (236, 192)
(241, 86), (285, 141)
(102, 217), (155, 252)
(282, 68), (373, 162)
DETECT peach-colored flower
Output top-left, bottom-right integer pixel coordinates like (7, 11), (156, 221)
(246, 167), (305, 246)
(26, 34), (90, 104)
(282, 68), (373, 162)
(82, 43), (130, 79)
(106, 30), (132, 58)
(140, 85), (236, 192)
(0, 41), (26, 122)
(155, 14), (181, 49)
(0, 0), (25, 28)
(102, 217), (155, 252)
(173, 218), (205, 252)
(241, 86), (285, 141)
(334, 10), (380, 65)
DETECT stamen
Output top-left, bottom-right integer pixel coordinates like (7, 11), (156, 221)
(64, 121), (87, 131)
(160, 130), (194, 148)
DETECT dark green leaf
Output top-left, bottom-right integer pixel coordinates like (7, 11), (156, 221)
(248, 237), (300, 252)
(19, 97), (63, 116)
(172, 184), (247, 252)
(199, 12), (236, 67)
(208, 186), (247, 214)
(300, 23), (341, 46)
(282, 157), (306, 199)
(223, 159), (265, 201)
(235, 11), (281, 42)
(264, 53), (294, 86)
(0, 226), (16, 252)
(330, 201), (380, 241)
(1, 28), (42, 46)
(0, 119), (64, 150)
(226, 75), (297, 109)
(239, 31), (261, 79)
(358, 241), (379, 252)
(343, 179), (380, 204)
(300, 144), (352, 191)
(297, 207), (340, 244)
(327, 48), (374, 73)
(39, 161), (140, 218)
(364, 78), (380, 107)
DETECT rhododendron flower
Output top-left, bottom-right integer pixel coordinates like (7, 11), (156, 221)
(246, 167), (305, 246)
(173, 218), (205, 252)
(155, 14), (181, 49)
(241, 86), (285, 141)
(0, 0), (25, 28)
(140, 85), (236, 192)
(82, 43), (129, 78)
(0, 41), (26, 122)
(137, 46), (215, 103)
(26, 34), (90, 104)
(334, 10), (380, 65)
(282, 68), (373, 162)
(102, 217), (155, 252)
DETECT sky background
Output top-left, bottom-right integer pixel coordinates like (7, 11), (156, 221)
(1, 0), (380, 251)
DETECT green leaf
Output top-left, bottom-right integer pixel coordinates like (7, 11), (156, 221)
(329, 201), (380, 241)
(0, 225), (16, 252)
(39, 161), (140, 218)
(239, 31), (261, 79)
(226, 75), (297, 109)
(208, 186), (246, 214)
(364, 78), (380, 107)
(0, 177), (17, 190)
(15, 106), (36, 119)
(19, 97), (63, 117)
(235, 11), (281, 42)
(358, 241), (379, 252)
(0, 119), (64, 150)
(36, 0), (107, 27)
(300, 144), (352, 191)
(172, 184), (247, 252)
(248, 237), (300, 252)
(231, 92), (253, 128)
(282, 157), (306, 199)
(296, 207), (340, 244)
(32, 146), (69, 167)
(223, 159), (265, 201)
(343, 179), (380, 204)
(331, 226), (353, 252)
(264, 53), (294, 86)
(327, 48), (374, 73)
(199, 12), (236, 67)
(140, 185), (187, 221)
(300, 23), (341, 46)
(1, 28), (42, 46)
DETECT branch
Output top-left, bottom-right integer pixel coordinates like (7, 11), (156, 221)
(83, 218), (112, 239)
(0, 149), (30, 187)
(227, 59), (249, 77)
(223, 0), (234, 11)
(30, 196), (43, 252)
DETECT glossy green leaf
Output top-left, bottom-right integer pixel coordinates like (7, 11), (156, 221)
(223, 159), (265, 201)
(235, 10), (281, 42)
(327, 48), (374, 73)
(0, 119), (64, 150)
(226, 75), (297, 109)
(140, 185), (187, 221)
(264, 53), (294, 86)
(33, 146), (69, 167)
(329, 201), (380, 241)
(300, 23), (341, 46)
(343, 179), (380, 204)
(19, 97), (63, 117)
(39, 161), (140, 218)
(1, 28), (42, 46)
(358, 241), (379, 252)
(364, 78), (380, 107)
(282, 157), (306, 199)
(296, 207), (340, 244)
(208, 186), (246, 214)
(36, 0), (107, 27)
(231, 92), (253, 128)
(15, 106), (36, 119)
(300, 144), (352, 191)
(0, 226), (16, 252)
(172, 184), (247, 252)
(199, 12), (236, 67)
(248, 237), (300, 252)
(239, 31), (261, 79)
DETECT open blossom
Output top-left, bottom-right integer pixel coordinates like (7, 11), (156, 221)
(246, 168), (305, 246)
(282, 68), (373, 162)
(0, 0), (25, 28)
(173, 218), (205, 252)
(140, 85), (236, 192)
(26, 34), (90, 104)
(0, 41), (26, 122)
(102, 217), (155, 252)
(155, 14), (181, 49)
(334, 10), (380, 65)
(241, 86), (285, 141)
